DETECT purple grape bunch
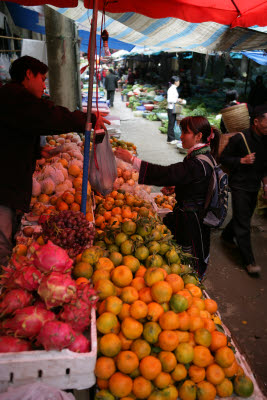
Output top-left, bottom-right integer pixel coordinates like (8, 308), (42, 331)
(41, 210), (95, 258)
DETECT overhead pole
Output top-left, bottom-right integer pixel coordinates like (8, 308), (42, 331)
(81, 0), (99, 214)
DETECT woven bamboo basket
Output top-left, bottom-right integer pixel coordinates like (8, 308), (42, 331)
(220, 103), (250, 133)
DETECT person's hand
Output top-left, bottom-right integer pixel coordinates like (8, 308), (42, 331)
(241, 153), (256, 164)
(114, 148), (133, 164)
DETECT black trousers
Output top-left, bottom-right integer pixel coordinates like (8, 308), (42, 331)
(222, 188), (258, 266)
(167, 109), (176, 142)
(107, 90), (115, 107)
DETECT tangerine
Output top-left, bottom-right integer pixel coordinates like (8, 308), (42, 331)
(158, 351), (177, 373)
(204, 298), (218, 314)
(143, 321), (162, 344)
(216, 378), (234, 397)
(193, 346), (214, 368)
(111, 265), (133, 287)
(118, 303), (131, 320)
(151, 281), (172, 303)
(159, 310), (180, 330)
(121, 317), (143, 340)
(147, 302), (165, 322)
(99, 333), (122, 357)
(158, 330), (179, 351)
(188, 365), (206, 383)
(130, 300), (148, 320)
(209, 331), (227, 352)
(170, 294), (188, 313)
(153, 372), (172, 389)
(132, 376), (153, 399)
(144, 267), (165, 287)
(196, 380), (216, 400)
(94, 279), (116, 300)
(95, 356), (116, 380)
(116, 350), (139, 374)
(122, 255), (141, 273)
(215, 346), (235, 368)
(96, 312), (118, 334)
(96, 257), (115, 272)
(171, 363), (187, 381)
(131, 339), (151, 360)
(139, 356), (162, 380)
(179, 380), (197, 400)
(105, 296), (123, 315)
(206, 363), (225, 385)
(108, 372), (133, 398)
(165, 274), (184, 293)
(120, 286), (139, 304)
(118, 331), (133, 350)
(194, 328), (212, 347)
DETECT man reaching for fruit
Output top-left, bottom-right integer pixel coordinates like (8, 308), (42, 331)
(0, 56), (110, 267)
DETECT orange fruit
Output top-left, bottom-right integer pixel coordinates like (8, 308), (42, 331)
(75, 277), (89, 285)
(187, 306), (200, 318)
(130, 300), (148, 320)
(95, 389), (114, 400)
(135, 245), (150, 261)
(118, 303), (131, 321)
(121, 317), (143, 340)
(179, 380), (197, 400)
(116, 350), (139, 374)
(143, 322), (162, 344)
(171, 363), (187, 382)
(131, 339), (151, 360)
(111, 265), (133, 287)
(176, 330), (190, 343)
(234, 375), (254, 398)
(188, 365), (206, 383)
(215, 346), (235, 368)
(158, 311), (180, 330)
(209, 331), (228, 352)
(153, 372), (172, 389)
(120, 286), (139, 304)
(158, 351), (177, 373)
(139, 287), (153, 304)
(178, 311), (190, 331)
(194, 328), (212, 347)
(144, 267), (165, 287)
(132, 376), (153, 399)
(94, 279), (116, 300)
(192, 297), (206, 311)
(118, 331), (133, 350)
(216, 378), (234, 397)
(109, 372), (133, 398)
(96, 378), (109, 390)
(158, 330), (179, 351)
(105, 296), (123, 315)
(193, 346), (214, 368)
(202, 318), (216, 333)
(165, 274), (184, 293)
(204, 298), (218, 314)
(161, 385), (179, 400)
(170, 294), (188, 313)
(95, 356), (116, 379)
(139, 356), (162, 380)
(109, 251), (123, 266)
(92, 270), (110, 285)
(223, 360), (239, 378)
(177, 289), (193, 308)
(96, 257), (115, 272)
(96, 312), (118, 334)
(189, 316), (204, 332)
(99, 333), (122, 357)
(196, 380), (216, 400)
(135, 265), (146, 277)
(206, 363), (225, 385)
(131, 277), (146, 291)
(147, 302), (164, 322)
(188, 332), (196, 347)
(122, 255), (140, 273)
(175, 342), (194, 364)
(151, 281), (172, 303)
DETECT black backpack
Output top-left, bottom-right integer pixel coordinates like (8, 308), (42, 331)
(196, 155), (229, 228)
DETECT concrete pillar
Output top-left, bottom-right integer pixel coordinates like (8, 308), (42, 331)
(44, 5), (81, 111)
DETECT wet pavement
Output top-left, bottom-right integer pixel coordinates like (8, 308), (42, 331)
(110, 91), (267, 395)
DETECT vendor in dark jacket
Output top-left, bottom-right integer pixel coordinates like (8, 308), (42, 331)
(220, 105), (267, 274)
(105, 69), (118, 107)
(0, 56), (109, 267)
(115, 116), (220, 278)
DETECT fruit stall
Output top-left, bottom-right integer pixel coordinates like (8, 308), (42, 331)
(0, 129), (265, 400)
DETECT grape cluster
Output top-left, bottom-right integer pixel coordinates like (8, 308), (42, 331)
(41, 210), (95, 258)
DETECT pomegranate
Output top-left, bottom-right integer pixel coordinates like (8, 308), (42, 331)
(38, 272), (76, 309)
(68, 332), (90, 353)
(1, 305), (55, 338)
(0, 336), (32, 352)
(33, 241), (73, 274)
(37, 321), (75, 350)
(0, 289), (33, 317)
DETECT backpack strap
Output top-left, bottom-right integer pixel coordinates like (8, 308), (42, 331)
(196, 154), (216, 211)
(196, 154), (216, 169)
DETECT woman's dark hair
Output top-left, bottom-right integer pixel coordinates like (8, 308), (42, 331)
(9, 56), (48, 83)
(225, 89), (238, 103)
(180, 116), (220, 161)
(170, 76), (180, 85)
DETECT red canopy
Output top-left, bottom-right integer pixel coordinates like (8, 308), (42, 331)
(6, 0), (267, 28)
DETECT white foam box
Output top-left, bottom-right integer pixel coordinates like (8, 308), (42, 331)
(0, 309), (97, 393)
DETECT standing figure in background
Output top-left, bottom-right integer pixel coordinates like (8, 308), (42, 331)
(220, 90), (240, 133)
(167, 76), (184, 144)
(105, 69), (118, 108)
(220, 105), (267, 275)
(248, 76), (267, 109)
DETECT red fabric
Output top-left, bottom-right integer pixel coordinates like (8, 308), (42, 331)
(6, 0), (267, 28)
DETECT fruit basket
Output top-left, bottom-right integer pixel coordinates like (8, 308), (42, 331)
(0, 308), (97, 393)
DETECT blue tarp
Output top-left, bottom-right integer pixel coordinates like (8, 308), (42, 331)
(242, 51), (267, 65)
(79, 30), (134, 53)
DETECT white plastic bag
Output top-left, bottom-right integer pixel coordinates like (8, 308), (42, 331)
(89, 133), (117, 196)
(0, 382), (75, 400)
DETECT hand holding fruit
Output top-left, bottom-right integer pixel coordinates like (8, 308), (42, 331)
(114, 148), (134, 164)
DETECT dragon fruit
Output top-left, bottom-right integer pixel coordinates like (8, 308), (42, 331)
(0, 289), (33, 317)
(76, 282), (98, 307)
(37, 320), (75, 351)
(68, 332), (90, 353)
(1, 304), (55, 338)
(33, 241), (73, 274)
(0, 336), (32, 352)
(38, 272), (76, 309)
(59, 299), (91, 332)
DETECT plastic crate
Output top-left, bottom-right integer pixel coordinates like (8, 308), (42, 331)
(0, 308), (97, 393)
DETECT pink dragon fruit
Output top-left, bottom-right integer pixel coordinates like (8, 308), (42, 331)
(33, 241), (73, 274)
(0, 336), (32, 352)
(76, 282), (98, 307)
(0, 289), (33, 317)
(37, 320), (75, 351)
(1, 304), (55, 338)
(68, 332), (90, 353)
(38, 272), (76, 309)
(59, 299), (91, 332)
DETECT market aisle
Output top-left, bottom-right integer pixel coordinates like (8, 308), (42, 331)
(109, 90), (267, 396)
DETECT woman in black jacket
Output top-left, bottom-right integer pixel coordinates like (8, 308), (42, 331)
(115, 116), (220, 278)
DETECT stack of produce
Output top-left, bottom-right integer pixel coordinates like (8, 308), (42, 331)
(76, 216), (254, 399)
(110, 137), (137, 155)
(154, 194), (176, 211)
(0, 241), (98, 353)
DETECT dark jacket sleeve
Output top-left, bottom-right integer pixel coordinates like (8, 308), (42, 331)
(138, 158), (206, 187)
(220, 134), (242, 170)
